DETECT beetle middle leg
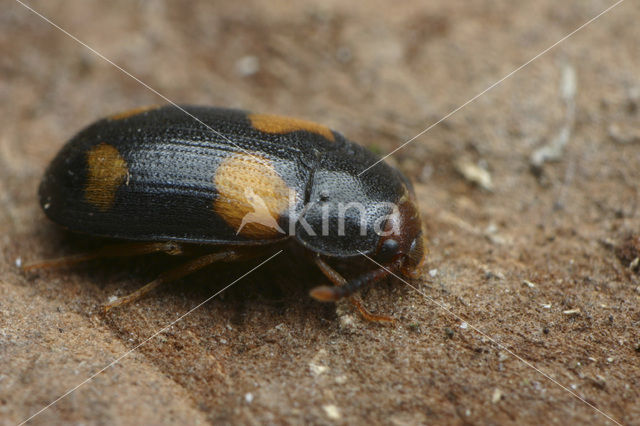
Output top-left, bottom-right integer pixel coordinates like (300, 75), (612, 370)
(102, 248), (265, 313)
(310, 255), (395, 323)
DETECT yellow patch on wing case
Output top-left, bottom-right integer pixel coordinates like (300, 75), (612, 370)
(109, 105), (158, 121)
(249, 113), (335, 142)
(213, 153), (291, 238)
(85, 143), (129, 211)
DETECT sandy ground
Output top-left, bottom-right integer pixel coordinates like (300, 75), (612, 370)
(2, 0), (640, 424)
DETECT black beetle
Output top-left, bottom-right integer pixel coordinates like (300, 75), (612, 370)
(30, 105), (425, 321)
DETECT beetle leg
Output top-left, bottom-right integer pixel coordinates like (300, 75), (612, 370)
(348, 297), (395, 324)
(102, 248), (261, 312)
(312, 254), (348, 286)
(311, 254), (390, 300)
(22, 241), (184, 272)
(311, 255), (395, 323)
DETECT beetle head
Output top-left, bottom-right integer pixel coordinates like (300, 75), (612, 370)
(374, 191), (426, 277)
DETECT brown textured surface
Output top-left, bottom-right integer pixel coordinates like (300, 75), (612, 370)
(2, 1), (640, 424)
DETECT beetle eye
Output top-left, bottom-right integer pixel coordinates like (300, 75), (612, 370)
(377, 238), (399, 263)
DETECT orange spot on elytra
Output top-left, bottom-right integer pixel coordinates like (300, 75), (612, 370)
(109, 105), (158, 121)
(213, 153), (292, 238)
(249, 113), (335, 142)
(85, 143), (129, 211)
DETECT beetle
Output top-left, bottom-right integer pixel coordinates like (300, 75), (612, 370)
(29, 105), (425, 321)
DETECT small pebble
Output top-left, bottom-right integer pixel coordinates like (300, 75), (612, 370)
(339, 313), (356, 330)
(460, 322), (469, 330)
(15, 257), (22, 268)
(335, 375), (348, 384)
(455, 158), (493, 191)
(235, 55), (260, 77)
(323, 404), (341, 420)
(485, 270), (505, 280)
(245, 393), (254, 403)
(309, 363), (328, 377)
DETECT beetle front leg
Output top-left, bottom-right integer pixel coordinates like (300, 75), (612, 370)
(310, 255), (395, 323)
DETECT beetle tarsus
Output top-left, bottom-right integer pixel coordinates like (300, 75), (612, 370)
(103, 276), (165, 313)
(348, 297), (395, 324)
